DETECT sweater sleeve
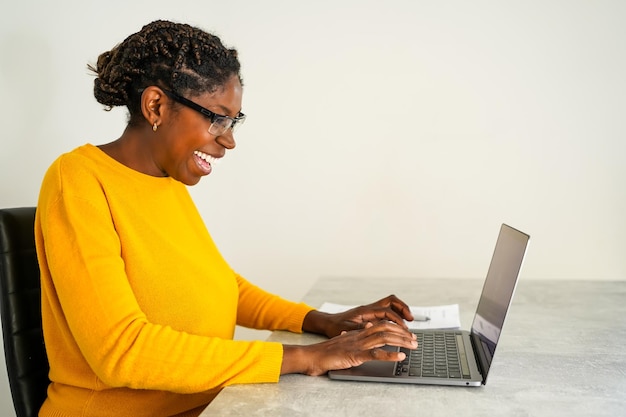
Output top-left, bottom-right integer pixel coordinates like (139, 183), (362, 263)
(36, 156), (285, 394)
(235, 275), (315, 332)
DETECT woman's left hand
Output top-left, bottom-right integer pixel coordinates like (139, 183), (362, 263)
(303, 294), (415, 338)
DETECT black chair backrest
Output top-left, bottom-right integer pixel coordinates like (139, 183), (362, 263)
(0, 207), (50, 417)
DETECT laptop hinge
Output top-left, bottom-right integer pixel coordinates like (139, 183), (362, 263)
(470, 333), (489, 385)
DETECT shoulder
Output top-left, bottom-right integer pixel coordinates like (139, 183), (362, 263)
(44, 144), (101, 175)
(39, 144), (109, 202)
(53, 143), (105, 172)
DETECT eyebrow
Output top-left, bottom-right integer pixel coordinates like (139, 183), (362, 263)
(214, 104), (242, 118)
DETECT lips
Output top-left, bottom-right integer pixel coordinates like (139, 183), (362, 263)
(193, 150), (219, 175)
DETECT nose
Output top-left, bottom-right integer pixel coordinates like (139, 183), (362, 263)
(215, 130), (236, 150)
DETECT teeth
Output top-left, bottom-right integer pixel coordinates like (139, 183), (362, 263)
(194, 150), (220, 165)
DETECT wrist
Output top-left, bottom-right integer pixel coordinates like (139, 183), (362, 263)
(281, 344), (308, 375)
(282, 344), (325, 376)
(302, 310), (331, 336)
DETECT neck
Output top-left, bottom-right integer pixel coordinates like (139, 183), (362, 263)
(98, 126), (166, 177)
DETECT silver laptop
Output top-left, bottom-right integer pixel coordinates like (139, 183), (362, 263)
(328, 223), (530, 387)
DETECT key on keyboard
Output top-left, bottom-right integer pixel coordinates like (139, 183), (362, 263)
(395, 331), (470, 379)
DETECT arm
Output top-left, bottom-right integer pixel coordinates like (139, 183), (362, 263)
(235, 275), (314, 333)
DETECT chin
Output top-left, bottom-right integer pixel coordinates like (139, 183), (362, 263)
(185, 177), (202, 186)
(173, 174), (202, 186)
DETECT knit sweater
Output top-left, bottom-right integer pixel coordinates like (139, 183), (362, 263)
(34, 144), (314, 417)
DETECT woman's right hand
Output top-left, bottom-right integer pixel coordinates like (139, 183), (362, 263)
(281, 321), (417, 376)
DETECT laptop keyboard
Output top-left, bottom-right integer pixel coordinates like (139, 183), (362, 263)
(395, 331), (471, 379)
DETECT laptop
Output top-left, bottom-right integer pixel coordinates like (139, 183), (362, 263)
(328, 223), (530, 387)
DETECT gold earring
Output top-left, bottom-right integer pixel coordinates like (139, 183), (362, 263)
(153, 122), (158, 132)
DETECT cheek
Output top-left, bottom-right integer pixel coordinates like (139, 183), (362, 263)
(179, 118), (210, 143)
(168, 125), (204, 151)
(162, 114), (210, 159)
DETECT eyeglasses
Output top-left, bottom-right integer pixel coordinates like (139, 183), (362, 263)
(162, 88), (246, 136)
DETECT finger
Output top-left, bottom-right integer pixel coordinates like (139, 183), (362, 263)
(349, 343), (411, 365)
(358, 322), (418, 350)
(338, 321), (374, 336)
(357, 308), (409, 329)
(366, 295), (413, 321)
(364, 347), (407, 362)
(385, 295), (415, 321)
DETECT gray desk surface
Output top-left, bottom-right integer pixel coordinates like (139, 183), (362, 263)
(201, 277), (626, 417)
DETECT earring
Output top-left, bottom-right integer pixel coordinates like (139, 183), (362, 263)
(152, 122), (158, 132)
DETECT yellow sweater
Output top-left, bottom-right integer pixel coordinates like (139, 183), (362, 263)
(35, 144), (314, 417)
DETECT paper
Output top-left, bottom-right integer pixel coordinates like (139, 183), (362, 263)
(318, 302), (461, 330)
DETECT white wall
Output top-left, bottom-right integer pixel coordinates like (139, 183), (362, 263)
(1, 1), (625, 415)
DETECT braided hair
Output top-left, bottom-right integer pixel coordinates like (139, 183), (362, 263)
(89, 20), (242, 126)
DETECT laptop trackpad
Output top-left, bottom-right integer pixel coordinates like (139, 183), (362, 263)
(331, 345), (397, 377)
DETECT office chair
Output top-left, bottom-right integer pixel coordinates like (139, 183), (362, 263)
(0, 207), (50, 417)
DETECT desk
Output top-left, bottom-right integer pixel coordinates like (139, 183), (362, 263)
(201, 277), (626, 417)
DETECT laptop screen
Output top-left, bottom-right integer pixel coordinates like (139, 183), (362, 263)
(470, 224), (530, 375)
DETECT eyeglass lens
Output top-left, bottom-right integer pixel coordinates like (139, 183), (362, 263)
(209, 118), (233, 136)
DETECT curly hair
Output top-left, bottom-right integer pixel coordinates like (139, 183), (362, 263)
(88, 20), (242, 126)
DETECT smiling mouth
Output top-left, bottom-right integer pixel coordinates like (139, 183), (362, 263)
(193, 150), (220, 174)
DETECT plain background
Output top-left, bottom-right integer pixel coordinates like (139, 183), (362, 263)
(1, 0), (625, 415)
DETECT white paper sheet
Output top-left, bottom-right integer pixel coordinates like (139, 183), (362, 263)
(318, 302), (461, 330)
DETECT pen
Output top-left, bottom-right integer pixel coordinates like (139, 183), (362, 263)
(413, 314), (430, 322)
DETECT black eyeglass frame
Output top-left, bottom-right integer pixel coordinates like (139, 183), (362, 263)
(161, 88), (246, 135)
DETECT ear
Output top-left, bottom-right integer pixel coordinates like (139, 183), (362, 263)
(140, 86), (166, 130)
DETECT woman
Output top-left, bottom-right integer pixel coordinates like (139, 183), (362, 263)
(35, 20), (417, 417)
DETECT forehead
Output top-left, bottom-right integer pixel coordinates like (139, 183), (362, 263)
(194, 76), (243, 115)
